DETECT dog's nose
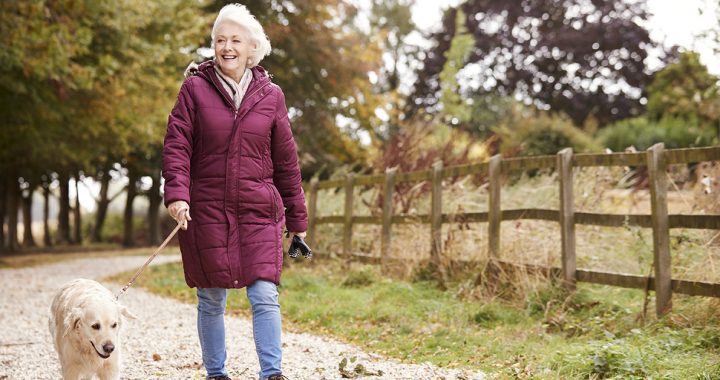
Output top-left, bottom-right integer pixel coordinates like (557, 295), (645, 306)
(102, 343), (115, 354)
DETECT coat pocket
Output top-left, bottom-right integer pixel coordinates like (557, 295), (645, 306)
(263, 182), (279, 223)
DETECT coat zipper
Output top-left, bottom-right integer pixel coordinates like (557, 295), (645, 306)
(234, 82), (270, 119)
(206, 72), (270, 120)
(204, 68), (274, 219)
(239, 82), (271, 115)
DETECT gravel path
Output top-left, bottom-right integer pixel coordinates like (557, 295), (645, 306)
(0, 255), (485, 380)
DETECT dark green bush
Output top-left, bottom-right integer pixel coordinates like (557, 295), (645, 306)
(598, 116), (716, 152)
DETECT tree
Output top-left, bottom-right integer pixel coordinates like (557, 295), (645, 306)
(0, 180), (5, 250)
(5, 179), (20, 252)
(0, 0), (209, 247)
(146, 165), (164, 246)
(369, 0), (417, 93)
(56, 173), (72, 245)
(40, 173), (53, 247)
(20, 178), (37, 248)
(122, 167), (140, 247)
(410, 0), (669, 127)
(365, 0), (419, 140)
(438, 9), (475, 129)
(646, 51), (720, 133)
(89, 166), (124, 243)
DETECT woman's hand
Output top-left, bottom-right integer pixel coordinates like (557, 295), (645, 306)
(287, 231), (312, 258)
(287, 231), (306, 240)
(168, 200), (192, 230)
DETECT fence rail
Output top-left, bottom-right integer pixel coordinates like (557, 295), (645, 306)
(304, 144), (720, 316)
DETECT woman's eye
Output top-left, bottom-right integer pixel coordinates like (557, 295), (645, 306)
(233, 39), (241, 43)
(91, 323), (100, 330)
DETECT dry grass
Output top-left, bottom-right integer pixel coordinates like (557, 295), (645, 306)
(311, 162), (720, 301)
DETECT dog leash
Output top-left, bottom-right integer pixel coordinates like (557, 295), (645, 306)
(115, 221), (183, 301)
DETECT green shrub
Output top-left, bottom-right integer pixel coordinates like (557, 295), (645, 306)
(598, 116), (716, 152)
(472, 303), (525, 327)
(589, 342), (649, 378)
(341, 265), (377, 287)
(85, 212), (147, 244)
(497, 112), (599, 156)
(526, 284), (571, 316)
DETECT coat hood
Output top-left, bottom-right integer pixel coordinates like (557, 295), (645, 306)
(184, 59), (271, 82)
(184, 60), (272, 110)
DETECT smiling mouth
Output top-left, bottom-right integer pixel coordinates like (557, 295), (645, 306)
(222, 55), (237, 60)
(90, 341), (111, 359)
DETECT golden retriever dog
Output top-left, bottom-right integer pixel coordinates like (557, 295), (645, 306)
(49, 279), (136, 380)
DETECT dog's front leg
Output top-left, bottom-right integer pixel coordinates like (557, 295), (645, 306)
(97, 358), (121, 380)
(60, 364), (84, 380)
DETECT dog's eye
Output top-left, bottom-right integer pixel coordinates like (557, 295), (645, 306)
(111, 322), (118, 328)
(91, 323), (100, 330)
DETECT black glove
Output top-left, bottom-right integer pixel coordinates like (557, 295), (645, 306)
(288, 234), (312, 259)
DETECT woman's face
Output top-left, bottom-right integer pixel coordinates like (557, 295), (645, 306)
(214, 22), (255, 78)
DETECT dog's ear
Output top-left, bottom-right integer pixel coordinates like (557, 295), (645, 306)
(63, 307), (82, 337)
(119, 305), (138, 320)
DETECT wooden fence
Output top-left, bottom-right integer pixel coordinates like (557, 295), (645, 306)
(304, 144), (720, 316)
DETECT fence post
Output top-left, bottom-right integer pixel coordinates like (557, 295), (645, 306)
(558, 148), (576, 290)
(343, 174), (355, 257)
(647, 143), (672, 316)
(307, 178), (319, 249)
(488, 155), (502, 259)
(381, 167), (397, 272)
(431, 161), (444, 267)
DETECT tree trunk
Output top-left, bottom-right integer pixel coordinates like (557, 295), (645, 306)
(0, 179), (6, 251)
(21, 181), (36, 248)
(92, 169), (112, 243)
(147, 169), (163, 245)
(6, 179), (20, 252)
(56, 172), (71, 244)
(43, 183), (52, 247)
(122, 171), (138, 247)
(73, 174), (82, 244)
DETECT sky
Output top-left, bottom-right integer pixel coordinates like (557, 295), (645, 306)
(408, 0), (720, 74)
(643, 0), (719, 73)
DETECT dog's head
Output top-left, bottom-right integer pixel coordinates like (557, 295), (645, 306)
(64, 299), (137, 359)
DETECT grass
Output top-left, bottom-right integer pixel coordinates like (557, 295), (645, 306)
(106, 259), (720, 379)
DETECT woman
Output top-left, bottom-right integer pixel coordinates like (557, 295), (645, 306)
(162, 4), (306, 380)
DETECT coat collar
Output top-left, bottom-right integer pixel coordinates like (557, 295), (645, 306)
(188, 60), (272, 110)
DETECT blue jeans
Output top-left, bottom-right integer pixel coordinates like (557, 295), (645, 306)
(197, 280), (282, 380)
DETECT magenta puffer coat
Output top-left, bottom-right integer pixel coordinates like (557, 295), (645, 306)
(162, 60), (307, 289)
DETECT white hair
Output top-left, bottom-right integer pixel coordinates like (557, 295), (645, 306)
(211, 4), (271, 68)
